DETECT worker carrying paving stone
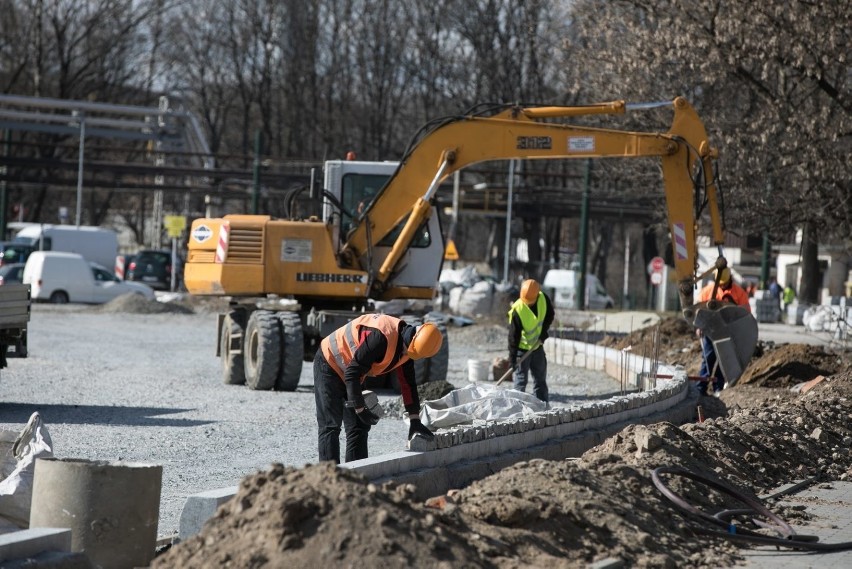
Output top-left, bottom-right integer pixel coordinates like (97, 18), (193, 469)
(315, 314), (442, 463)
(508, 279), (554, 403)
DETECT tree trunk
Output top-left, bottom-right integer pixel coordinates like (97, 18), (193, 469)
(798, 222), (820, 304)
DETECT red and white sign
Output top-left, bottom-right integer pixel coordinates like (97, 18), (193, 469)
(651, 256), (664, 272)
(214, 222), (230, 264)
(115, 256), (126, 280)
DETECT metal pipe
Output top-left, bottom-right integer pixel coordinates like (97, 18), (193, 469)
(75, 113), (85, 227)
(625, 101), (673, 111)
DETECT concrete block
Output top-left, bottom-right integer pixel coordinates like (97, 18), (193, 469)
(178, 486), (238, 541)
(408, 434), (438, 452)
(0, 528), (72, 563)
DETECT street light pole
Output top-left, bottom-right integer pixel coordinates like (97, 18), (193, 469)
(74, 111), (86, 227)
(503, 160), (516, 283)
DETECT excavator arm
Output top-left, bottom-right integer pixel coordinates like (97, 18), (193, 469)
(342, 97), (723, 315)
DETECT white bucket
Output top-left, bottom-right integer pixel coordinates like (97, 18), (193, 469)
(467, 359), (490, 382)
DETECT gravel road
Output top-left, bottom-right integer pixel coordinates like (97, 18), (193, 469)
(0, 299), (618, 538)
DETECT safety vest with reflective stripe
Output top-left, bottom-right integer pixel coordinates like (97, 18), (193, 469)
(508, 292), (546, 350)
(320, 314), (408, 381)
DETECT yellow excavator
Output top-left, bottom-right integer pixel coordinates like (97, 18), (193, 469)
(184, 97), (757, 391)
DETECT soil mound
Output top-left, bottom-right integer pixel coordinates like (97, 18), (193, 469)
(96, 294), (195, 315)
(153, 462), (486, 568)
(600, 316), (699, 370)
(737, 343), (848, 387)
(381, 380), (457, 419)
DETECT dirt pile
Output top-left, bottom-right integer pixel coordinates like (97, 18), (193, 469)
(154, 368), (852, 568)
(382, 381), (457, 419)
(96, 294), (195, 315)
(737, 343), (848, 387)
(600, 316), (699, 371)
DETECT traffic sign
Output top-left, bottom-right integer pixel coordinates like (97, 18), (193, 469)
(650, 272), (663, 285)
(651, 256), (664, 272)
(444, 239), (459, 261)
(164, 215), (187, 238)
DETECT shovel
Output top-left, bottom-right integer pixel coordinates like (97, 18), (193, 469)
(495, 342), (542, 386)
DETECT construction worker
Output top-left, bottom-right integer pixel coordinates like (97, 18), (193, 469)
(782, 284), (796, 312)
(696, 267), (751, 395)
(508, 279), (554, 403)
(315, 314), (442, 464)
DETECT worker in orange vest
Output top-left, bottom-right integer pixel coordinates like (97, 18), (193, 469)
(316, 314), (443, 464)
(696, 267), (751, 395)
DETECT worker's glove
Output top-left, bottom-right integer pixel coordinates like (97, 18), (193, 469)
(355, 406), (380, 426)
(408, 418), (434, 442)
(345, 381), (365, 410)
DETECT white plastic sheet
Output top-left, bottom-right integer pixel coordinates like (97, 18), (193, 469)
(420, 383), (547, 429)
(0, 412), (54, 530)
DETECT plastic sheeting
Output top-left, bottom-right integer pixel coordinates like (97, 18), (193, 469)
(420, 383), (547, 430)
(0, 411), (54, 530)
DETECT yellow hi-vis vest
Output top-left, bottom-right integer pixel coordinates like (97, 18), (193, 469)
(320, 314), (408, 381)
(508, 292), (546, 350)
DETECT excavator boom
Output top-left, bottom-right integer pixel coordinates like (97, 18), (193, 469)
(342, 97), (723, 313)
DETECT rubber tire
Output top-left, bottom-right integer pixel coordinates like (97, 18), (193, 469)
(221, 309), (247, 385)
(49, 291), (69, 304)
(423, 314), (449, 383)
(275, 312), (304, 392)
(243, 310), (281, 390)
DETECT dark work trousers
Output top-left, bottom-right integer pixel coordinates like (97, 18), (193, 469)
(512, 346), (549, 403)
(314, 350), (371, 464)
(698, 335), (725, 394)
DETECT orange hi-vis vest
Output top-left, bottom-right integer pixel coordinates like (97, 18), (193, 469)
(320, 314), (409, 381)
(697, 282), (751, 312)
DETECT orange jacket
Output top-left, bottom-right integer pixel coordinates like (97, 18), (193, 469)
(697, 281), (751, 312)
(320, 314), (409, 380)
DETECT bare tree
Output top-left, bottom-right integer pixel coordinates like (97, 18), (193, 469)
(570, 0), (851, 297)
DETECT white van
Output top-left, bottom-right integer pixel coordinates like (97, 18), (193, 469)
(23, 251), (154, 304)
(543, 269), (615, 310)
(14, 225), (119, 271)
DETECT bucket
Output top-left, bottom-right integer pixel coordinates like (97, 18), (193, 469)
(30, 458), (162, 569)
(467, 359), (490, 382)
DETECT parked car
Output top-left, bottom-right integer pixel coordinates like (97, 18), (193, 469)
(543, 269), (615, 310)
(23, 251), (155, 304)
(0, 241), (36, 267)
(127, 249), (180, 291)
(0, 263), (25, 286)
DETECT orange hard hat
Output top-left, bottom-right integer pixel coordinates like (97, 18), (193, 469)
(715, 267), (732, 286)
(407, 322), (443, 360)
(520, 279), (540, 304)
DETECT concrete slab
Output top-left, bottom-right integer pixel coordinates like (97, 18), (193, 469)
(0, 528), (72, 562)
(178, 486), (239, 541)
(738, 481), (852, 568)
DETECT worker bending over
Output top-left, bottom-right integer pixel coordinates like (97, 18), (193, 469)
(508, 279), (554, 403)
(696, 268), (751, 395)
(315, 314), (442, 464)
